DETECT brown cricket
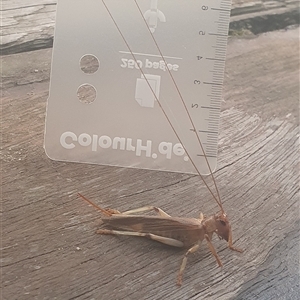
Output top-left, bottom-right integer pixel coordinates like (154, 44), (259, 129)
(78, 193), (243, 286)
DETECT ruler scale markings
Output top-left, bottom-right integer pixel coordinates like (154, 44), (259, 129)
(212, 81), (223, 85)
(208, 33), (228, 37)
(205, 143), (218, 148)
(198, 130), (218, 134)
(215, 20), (230, 24)
(217, 16), (228, 23)
(211, 88), (223, 91)
(217, 10), (230, 14)
(211, 7), (231, 12)
(219, 14), (230, 19)
(204, 148), (217, 151)
(205, 151), (218, 155)
(217, 30), (228, 35)
(214, 53), (226, 58)
(220, 3), (231, 8)
(207, 127), (219, 131)
(212, 74), (223, 81)
(215, 38), (228, 43)
(207, 0), (228, 169)
(211, 66), (224, 69)
(207, 134), (219, 138)
(201, 106), (220, 110)
(213, 61), (226, 65)
(209, 110), (221, 114)
(206, 58), (225, 62)
(210, 89), (222, 93)
(212, 75), (224, 80)
(213, 60), (225, 64)
(211, 86), (223, 90)
(203, 152), (217, 156)
(206, 148), (218, 152)
(214, 54), (226, 58)
(217, 17), (230, 23)
(208, 121), (220, 125)
(212, 64), (225, 69)
(215, 40), (227, 46)
(193, 0), (231, 172)
(217, 29), (228, 34)
(208, 121), (220, 126)
(204, 82), (223, 86)
(216, 18), (230, 23)
(203, 144), (218, 148)
(214, 45), (227, 49)
(212, 68), (225, 72)
(208, 134), (219, 139)
(212, 67), (223, 72)
(214, 46), (226, 51)
(217, 18), (229, 25)
(220, 2), (231, 8)
(213, 57), (226, 61)
(208, 99), (221, 102)
(205, 118), (220, 123)
(214, 49), (226, 53)
(206, 149), (218, 153)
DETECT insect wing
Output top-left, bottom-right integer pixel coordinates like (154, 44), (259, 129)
(102, 215), (204, 247)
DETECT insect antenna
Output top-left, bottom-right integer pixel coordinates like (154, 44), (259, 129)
(78, 193), (113, 216)
(101, 1), (224, 212)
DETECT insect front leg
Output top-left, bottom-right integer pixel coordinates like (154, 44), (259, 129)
(204, 234), (223, 267)
(227, 228), (243, 253)
(177, 242), (201, 286)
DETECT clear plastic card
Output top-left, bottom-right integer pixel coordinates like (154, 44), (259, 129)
(45, 0), (231, 175)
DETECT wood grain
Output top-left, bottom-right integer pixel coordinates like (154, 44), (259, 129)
(2, 29), (299, 299)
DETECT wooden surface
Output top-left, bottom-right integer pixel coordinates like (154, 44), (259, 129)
(2, 27), (299, 299)
(1, 0), (299, 55)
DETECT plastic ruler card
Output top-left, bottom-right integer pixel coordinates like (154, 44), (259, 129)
(45, 0), (232, 175)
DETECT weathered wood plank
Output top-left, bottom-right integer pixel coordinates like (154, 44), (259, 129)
(1, 0), (299, 55)
(2, 28), (299, 299)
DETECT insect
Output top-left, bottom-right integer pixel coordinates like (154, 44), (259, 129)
(78, 193), (243, 286)
(79, 1), (243, 286)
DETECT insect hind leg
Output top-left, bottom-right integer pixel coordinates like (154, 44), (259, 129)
(121, 206), (171, 217)
(96, 229), (183, 247)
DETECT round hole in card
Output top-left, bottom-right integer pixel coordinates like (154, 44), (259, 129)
(80, 54), (100, 74)
(77, 84), (96, 104)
